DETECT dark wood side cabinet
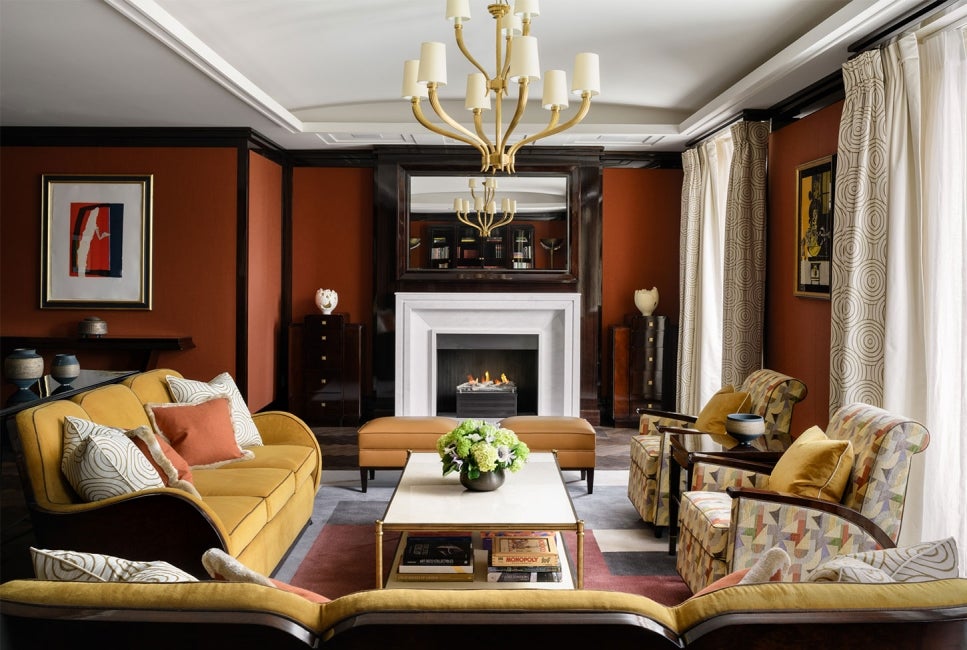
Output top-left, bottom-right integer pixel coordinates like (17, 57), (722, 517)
(610, 314), (677, 427)
(302, 313), (363, 426)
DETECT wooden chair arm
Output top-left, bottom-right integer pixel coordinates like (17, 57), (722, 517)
(689, 453), (777, 475)
(636, 407), (697, 424)
(725, 486), (896, 549)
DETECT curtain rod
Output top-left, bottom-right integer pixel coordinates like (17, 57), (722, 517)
(848, 0), (959, 52)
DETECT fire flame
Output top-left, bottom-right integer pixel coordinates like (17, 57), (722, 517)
(465, 371), (511, 385)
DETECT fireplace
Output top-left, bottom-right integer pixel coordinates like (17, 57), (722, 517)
(395, 292), (581, 416)
(436, 333), (538, 417)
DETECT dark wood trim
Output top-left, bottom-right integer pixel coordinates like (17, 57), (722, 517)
(600, 151), (683, 169)
(235, 147), (250, 399)
(280, 163), (294, 410)
(768, 71), (845, 131)
(0, 126), (269, 149)
(685, 109), (771, 150)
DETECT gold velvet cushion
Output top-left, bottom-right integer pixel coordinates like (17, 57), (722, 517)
(694, 385), (752, 444)
(767, 425), (853, 502)
(145, 396), (255, 469)
(61, 416), (164, 501)
(202, 548), (330, 603)
(31, 548), (197, 583)
(166, 372), (263, 448)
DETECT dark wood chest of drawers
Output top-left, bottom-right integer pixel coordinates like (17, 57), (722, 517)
(302, 313), (363, 426)
(610, 314), (677, 427)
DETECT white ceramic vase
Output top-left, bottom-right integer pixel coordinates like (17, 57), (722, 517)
(315, 288), (338, 315)
(634, 287), (659, 316)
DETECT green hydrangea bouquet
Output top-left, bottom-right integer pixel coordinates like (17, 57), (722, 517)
(437, 419), (529, 479)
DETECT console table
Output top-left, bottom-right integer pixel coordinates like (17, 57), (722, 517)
(1, 336), (194, 372)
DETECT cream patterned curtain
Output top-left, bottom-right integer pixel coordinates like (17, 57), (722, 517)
(829, 51), (888, 410)
(721, 121), (769, 387)
(832, 18), (966, 570)
(677, 131), (734, 415)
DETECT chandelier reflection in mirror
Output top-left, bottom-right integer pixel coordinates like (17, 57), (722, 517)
(402, 0), (600, 174)
(454, 176), (516, 236)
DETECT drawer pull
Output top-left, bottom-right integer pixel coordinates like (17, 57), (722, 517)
(648, 356), (654, 362)
(320, 402), (326, 408)
(320, 320), (327, 326)
(320, 335), (327, 341)
(648, 380), (654, 386)
(320, 355), (327, 361)
(648, 337), (654, 342)
(320, 379), (327, 385)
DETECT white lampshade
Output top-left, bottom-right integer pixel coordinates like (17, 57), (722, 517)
(453, 197), (463, 212)
(468, 177), (477, 188)
(542, 69), (568, 109)
(571, 52), (600, 96)
(501, 198), (512, 212)
(474, 196), (485, 210)
(486, 200), (496, 213)
(465, 73), (490, 110)
(463, 198), (472, 212)
(500, 13), (522, 37)
(508, 35), (540, 81)
(446, 0), (470, 23)
(401, 60), (428, 99)
(417, 42), (447, 85)
(514, 0), (540, 19)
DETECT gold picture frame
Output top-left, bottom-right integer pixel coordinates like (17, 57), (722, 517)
(41, 174), (153, 310)
(794, 155), (835, 299)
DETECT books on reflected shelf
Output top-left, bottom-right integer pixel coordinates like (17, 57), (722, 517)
(397, 533), (474, 576)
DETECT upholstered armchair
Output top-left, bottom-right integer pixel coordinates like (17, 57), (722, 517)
(627, 369), (807, 533)
(674, 402), (930, 593)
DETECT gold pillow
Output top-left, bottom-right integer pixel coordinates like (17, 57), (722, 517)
(694, 386), (752, 437)
(768, 426), (854, 502)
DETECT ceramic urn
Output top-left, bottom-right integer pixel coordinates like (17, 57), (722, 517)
(315, 288), (338, 315)
(634, 287), (659, 316)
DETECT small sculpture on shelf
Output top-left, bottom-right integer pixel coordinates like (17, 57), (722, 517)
(634, 287), (659, 316)
(3, 348), (44, 404)
(50, 353), (80, 389)
(78, 317), (108, 338)
(315, 288), (338, 315)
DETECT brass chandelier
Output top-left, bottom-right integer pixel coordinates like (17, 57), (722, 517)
(454, 176), (517, 237)
(402, 0), (600, 174)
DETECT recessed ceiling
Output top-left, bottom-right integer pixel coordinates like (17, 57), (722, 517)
(0, 0), (933, 151)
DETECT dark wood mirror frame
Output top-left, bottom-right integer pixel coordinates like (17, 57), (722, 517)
(372, 146), (605, 422)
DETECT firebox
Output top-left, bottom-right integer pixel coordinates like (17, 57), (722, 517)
(435, 333), (538, 417)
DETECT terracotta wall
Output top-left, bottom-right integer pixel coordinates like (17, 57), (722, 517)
(765, 101), (842, 434)
(0, 147), (239, 390)
(601, 168), (684, 399)
(246, 151), (284, 410)
(289, 167), (374, 406)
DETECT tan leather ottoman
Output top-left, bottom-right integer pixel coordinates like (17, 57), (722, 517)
(498, 416), (597, 493)
(356, 416), (460, 491)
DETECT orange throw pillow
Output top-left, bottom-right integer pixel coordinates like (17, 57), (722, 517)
(130, 430), (194, 486)
(146, 397), (251, 468)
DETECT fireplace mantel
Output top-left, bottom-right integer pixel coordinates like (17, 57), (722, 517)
(395, 292), (581, 417)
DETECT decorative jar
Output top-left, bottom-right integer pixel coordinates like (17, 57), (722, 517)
(315, 289), (338, 315)
(634, 287), (659, 316)
(51, 353), (80, 386)
(78, 317), (108, 338)
(3, 348), (44, 390)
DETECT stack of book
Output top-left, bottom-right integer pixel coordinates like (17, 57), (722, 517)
(485, 531), (563, 583)
(396, 533), (475, 582)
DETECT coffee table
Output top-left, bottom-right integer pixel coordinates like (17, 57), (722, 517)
(375, 451), (584, 589)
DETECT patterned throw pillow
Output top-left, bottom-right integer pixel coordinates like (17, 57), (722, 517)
(62, 416), (164, 502)
(166, 372), (263, 448)
(201, 548), (330, 603)
(807, 537), (960, 583)
(145, 396), (254, 469)
(126, 425), (201, 498)
(31, 548), (197, 583)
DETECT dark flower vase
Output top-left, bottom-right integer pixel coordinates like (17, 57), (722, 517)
(460, 466), (505, 492)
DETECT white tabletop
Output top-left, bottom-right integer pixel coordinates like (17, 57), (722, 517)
(381, 452), (578, 527)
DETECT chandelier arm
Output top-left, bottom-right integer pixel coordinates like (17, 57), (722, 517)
(472, 110), (495, 150)
(456, 212), (484, 237)
(502, 78), (530, 148)
(454, 24), (490, 79)
(507, 93), (592, 159)
(412, 98), (487, 158)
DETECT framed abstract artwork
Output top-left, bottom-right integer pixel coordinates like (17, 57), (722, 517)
(794, 155), (835, 299)
(41, 174), (153, 310)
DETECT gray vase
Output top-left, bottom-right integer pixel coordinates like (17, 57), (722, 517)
(460, 466), (505, 492)
(51, 353), (80, 386)
(3, 348), (44, 390)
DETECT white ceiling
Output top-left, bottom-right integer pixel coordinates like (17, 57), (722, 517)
(0, 0), (933, 152)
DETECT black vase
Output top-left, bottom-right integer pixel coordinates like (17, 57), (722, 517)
(460, 466), (505, 492)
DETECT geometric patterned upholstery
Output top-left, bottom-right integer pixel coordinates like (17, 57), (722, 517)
(628, 369), (807, 531)
(676, 402), (930, 593)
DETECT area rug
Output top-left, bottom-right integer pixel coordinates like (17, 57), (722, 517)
(287, 495), (692, 606)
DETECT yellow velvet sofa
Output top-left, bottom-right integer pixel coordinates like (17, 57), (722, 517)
(10, 369), (322, 578)
(1, 578), (964, 648)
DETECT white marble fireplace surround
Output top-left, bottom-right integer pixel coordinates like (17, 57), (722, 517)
(395, 292), (581, 417)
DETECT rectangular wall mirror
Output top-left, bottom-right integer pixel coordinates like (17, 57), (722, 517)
(407, 175), (569, 273)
